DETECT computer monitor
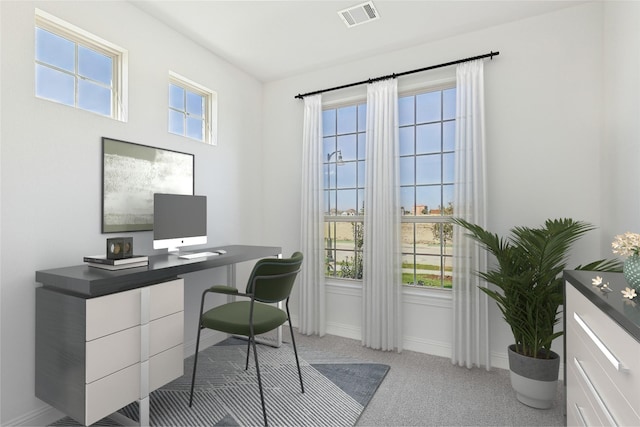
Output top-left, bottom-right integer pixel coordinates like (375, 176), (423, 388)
(153, 193), (207, 253)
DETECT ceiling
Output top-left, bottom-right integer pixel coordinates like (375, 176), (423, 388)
(130, 0), (586, 82)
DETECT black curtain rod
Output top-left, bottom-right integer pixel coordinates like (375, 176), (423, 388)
(294, 50), (499, 99)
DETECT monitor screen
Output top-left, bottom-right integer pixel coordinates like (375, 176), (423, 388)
(153, 193), (207, 252)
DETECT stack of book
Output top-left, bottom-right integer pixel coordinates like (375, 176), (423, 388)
(83, 255), (149, 270)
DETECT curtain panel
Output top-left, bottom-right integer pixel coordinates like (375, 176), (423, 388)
(299, 94), (326, 336)
(451, 60), (490, 369)
(362, 79), (402, 352)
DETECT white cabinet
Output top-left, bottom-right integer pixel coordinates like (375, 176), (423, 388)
(565, 280), (640, 426)
(36, 279), (184, 426)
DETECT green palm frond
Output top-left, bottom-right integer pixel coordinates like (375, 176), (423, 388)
(453, 217), (621, 358)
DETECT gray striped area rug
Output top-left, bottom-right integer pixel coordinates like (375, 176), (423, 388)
(50, 337), (389, 426)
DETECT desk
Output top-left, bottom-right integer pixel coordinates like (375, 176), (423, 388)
(35, 245), (281, 426)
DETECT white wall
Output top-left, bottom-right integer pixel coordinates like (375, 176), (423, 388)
(262, 2), (612, 368)
(0, 1), (266, 424)
(602, 2), (640, 246)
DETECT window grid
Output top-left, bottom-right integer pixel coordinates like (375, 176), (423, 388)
(400, 88), (455, 289)
(323, 104), (366, 279)
(168, 72), (216, 145)
(35, 9), (127, 121)
(322, 87), (455, 288)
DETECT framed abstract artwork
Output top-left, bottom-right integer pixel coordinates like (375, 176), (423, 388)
(102, 137), (194, 233)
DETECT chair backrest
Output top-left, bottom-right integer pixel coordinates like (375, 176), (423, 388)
(246, 252), (303, 303)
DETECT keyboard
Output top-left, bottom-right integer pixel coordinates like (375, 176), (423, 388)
(178, 251), (218, 260)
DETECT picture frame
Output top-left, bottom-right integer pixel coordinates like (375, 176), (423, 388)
(102, 137), (194, 233)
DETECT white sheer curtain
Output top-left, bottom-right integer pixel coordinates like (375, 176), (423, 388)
(452, 60), (490, 369)
(299, 94), (326, 336)
(362, 79), (402, 352)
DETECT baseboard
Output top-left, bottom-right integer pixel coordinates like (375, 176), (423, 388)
(403, 335), (451, 358)
(4, 403), (64, 427)
(325, 320), (361, 340)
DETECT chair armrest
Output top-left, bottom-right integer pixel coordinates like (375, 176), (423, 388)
(208, 285), (240, 295)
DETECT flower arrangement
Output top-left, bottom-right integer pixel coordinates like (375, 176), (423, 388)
(612, 232), (640, 257)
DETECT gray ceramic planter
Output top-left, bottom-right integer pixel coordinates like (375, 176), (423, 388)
(507, 344), (560, 409)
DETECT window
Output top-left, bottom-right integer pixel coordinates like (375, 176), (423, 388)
(168, 72), (217, 144)
(35, 9), (127, 121)
(322, 86), (456, 289)
(323, 103), (366, 279)
(400, 87), (456, 289)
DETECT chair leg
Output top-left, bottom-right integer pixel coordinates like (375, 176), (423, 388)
(189, 323), (203, 407)
(286, 303), (304, 394)
(245, 336), (251, 370)
(251, 334), (268, 426)
(189, 290), (209, 407)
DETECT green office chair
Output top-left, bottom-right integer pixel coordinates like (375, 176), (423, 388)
(188, 252), (304, 426)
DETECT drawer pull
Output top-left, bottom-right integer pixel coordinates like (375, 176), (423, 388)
(574, 403), (588, 427)
(573, 357), (618, 427)
(573, 312), (627, 372)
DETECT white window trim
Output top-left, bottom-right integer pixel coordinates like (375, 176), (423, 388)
(35, 8), (128, 122)
(169, 71), (217, 145)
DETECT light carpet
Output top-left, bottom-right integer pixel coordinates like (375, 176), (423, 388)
(50, 337), (389, 426)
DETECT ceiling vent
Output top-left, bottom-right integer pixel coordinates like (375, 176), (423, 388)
(338, 1), (380, 28)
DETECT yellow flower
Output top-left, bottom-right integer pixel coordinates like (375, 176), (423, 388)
(621, 287), (637, 300)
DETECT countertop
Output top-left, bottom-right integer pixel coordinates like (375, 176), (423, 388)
(564, 270), (640, 343)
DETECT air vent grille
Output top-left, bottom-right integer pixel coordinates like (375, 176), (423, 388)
(338, 1), (380, 28)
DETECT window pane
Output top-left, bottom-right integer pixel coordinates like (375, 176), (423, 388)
(337, 134), (356, 161)
(186, 91), (204, 116)
(169, 84), (184, 110)
(443, 88), (456, 120)
(35, 28), (74, 72)
(443, 121), (455, 151)
(399, 127), (414, 156)
(78, 46), (112, 85)
(416, 186), (441, 214)
(78, 80), (111, 116)
(168, 109), (184, 135)
(399, 96), (414, 126)
(443, 152), (454, 184)
(35, 64), (74, 106)
(443, 185), (454, 214)
(416, 123), (441, 154)
(336, 189), (357, 212)
(416, 91), (441, 123)
(357, 133), (366, 160)
(323, 109), (336, 136)
(323, 136), (337, 162)
(416, 154), (441, 185)
(357, 104), (367, 132)
(186, 117), (204, 140)
(399, 156), (414, 186)
(400, 187), (415, 215)
(337, 162), (357, 189)
(357, 160), (365, 189)
(337, 105), (356, 134)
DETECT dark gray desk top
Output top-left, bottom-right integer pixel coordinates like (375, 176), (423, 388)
(36, 245), (282, 298)
(564, 270), (640, 343)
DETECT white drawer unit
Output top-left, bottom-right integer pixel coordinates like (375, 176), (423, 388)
(36, 278), (184, 426)
(565, 273), (640, 427)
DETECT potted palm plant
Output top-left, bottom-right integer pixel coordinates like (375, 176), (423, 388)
(452, 217), (621, 409)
